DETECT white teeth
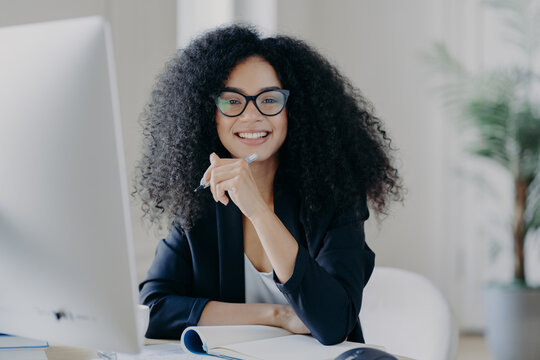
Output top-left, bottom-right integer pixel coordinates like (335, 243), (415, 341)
(237, 132), (268, 139)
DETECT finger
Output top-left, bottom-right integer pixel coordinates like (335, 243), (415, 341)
(204, 156), (242, 183)
(202, 164), (212, 185)
(217, 191), (229, 206)
(209, 166), (235, 202)
(209, 152), (220, 165)
(211, 162), (250, 198)
(207, 158), (244, 185)
(209, 170), (218, 202)
(206, 156), (248, 196)
(215, 177), (240, 206)
(203, 154), (232, 184)
(202, 153), (219, 184)
(209, 179), (228, 205)
(211, 169), (240, 203)
(210, 161), (242, 178)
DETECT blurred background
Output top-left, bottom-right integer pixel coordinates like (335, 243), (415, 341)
(2, 1), (539, 359)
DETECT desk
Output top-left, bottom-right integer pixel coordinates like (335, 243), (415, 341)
(45, 339), (414, 360)
(45, 339), (171, 360)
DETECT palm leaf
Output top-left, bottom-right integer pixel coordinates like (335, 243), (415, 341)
(464, 99), (515, 169)
(422, 43), (471, 104)
(422, 42), (468, 77)
(483, 0), (540, 55)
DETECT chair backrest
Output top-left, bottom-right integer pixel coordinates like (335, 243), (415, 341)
(359, 267), (458, 360)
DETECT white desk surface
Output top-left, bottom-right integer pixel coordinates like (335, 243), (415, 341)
(45, 339), (171, 360)
(44, 339), (414, 360)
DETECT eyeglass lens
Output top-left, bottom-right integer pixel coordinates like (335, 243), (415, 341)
(216, 90), (287, 117)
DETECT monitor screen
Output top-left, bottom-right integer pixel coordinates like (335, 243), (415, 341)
(0, 16), (141, 354)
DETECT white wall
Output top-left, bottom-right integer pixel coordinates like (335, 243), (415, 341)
(177, 0), (276, 49)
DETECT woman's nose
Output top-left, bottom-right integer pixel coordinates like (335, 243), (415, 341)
(239, 99), (263, 120)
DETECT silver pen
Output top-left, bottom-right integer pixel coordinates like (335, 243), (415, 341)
(194, 152), (258, 192)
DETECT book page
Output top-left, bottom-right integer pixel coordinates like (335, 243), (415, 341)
(211, 334), (383, 360)
(181, 325), (291, 354)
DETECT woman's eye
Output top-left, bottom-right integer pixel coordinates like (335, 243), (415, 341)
(262, 98), (277, 103)
(228, 99), (240, 104)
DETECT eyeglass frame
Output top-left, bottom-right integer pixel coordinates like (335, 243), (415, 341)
(215, 88), (290, 117)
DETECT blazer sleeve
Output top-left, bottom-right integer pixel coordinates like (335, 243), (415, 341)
(274, 200), (375, 345)
(139, 223), (210, 340)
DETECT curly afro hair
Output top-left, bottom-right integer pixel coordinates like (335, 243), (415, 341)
(134, 24), (403, 231)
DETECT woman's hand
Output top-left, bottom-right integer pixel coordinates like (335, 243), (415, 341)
(276, 305), (311, 334)
(202, 153), (267, 218)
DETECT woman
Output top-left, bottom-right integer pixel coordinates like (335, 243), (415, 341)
(136, 25), (402, 345)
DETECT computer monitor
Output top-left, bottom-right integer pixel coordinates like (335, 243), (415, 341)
(0, 17), (142, 354)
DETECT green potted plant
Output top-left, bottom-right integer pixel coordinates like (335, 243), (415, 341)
(425, 0), (540, 359)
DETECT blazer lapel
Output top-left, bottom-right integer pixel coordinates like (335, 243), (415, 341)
(215, 201), (245, 303)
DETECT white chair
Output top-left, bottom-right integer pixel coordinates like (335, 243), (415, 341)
(359, 267), (458, 360)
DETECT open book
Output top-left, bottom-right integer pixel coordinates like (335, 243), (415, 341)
(180, 325), (411, 360)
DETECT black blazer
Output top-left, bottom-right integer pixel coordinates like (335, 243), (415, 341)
(139, 182), (375, 345)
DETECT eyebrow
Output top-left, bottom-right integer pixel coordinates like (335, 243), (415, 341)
(223, 86), (281, 94)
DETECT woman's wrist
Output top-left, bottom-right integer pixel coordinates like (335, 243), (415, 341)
(247, 198), (274, 224)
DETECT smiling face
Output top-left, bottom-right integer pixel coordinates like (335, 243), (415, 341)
(216, 56), (288, 163)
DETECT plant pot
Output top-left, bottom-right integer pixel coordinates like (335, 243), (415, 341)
(484, 284), (540, 360)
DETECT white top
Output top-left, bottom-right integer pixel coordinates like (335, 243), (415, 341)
(244, 253), (289, 305)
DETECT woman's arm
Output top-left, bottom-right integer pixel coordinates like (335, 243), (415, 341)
(140, 219), (310, 338)
(139, 225), (209, 339)
(206, 153), (299, 283)
(198, 301), (309, 334)
(206, 153), (374, 345)
(244, 195), (374, 345)
(248, 202), (299, 283)
(273, 203), (375, 345)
